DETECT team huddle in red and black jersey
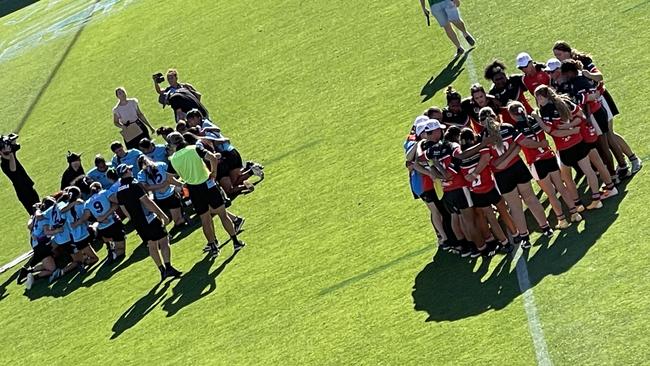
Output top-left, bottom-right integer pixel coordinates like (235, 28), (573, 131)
(405, 41), (642, 258)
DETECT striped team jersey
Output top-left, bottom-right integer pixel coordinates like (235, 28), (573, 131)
(539, 101), (583, 151)
(514, 116), (556, 164)
(459, 147), (495, 194)
(481, 123), (522, 172)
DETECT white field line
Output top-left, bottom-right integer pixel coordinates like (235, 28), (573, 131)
(0, 250), (33, 274)
(462, 33), (553, 365)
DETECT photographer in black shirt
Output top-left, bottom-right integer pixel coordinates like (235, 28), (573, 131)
(1, 134), (40, 215)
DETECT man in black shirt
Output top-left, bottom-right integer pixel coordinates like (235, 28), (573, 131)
(60, 151), (85, 190)
(110, 163), (182, 281)
(1, 144), (39, 215)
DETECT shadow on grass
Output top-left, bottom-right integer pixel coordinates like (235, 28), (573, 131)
(0, 0), (39, 19)
(0, 270), (20, 302)
(420, 49), (473, 103)
(412, 179), (630, 322)
(162, 249), (238, 317)
(110, 281), (171, 340)
(24, 242), (149, 301)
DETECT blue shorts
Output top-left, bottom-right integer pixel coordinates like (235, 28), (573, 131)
(430, 0), (460, 26)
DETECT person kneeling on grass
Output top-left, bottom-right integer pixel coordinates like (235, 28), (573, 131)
(21, 199), (56, 289)
(167, 132), (246, 258)
(110, 164), (182, 282)
(47, 187), (100, 282)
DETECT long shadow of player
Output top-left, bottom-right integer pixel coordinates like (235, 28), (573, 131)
(412, 180), (629, 322)
(420, 48), (474, 103)
(110, 281), (171, 340)
(24, 241), (149, 301)
(161, 249), (239, 318)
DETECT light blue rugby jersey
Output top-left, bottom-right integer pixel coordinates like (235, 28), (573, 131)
(85, 190), (116, 229)
(65, 202), (90, 242)
(30, 216), (48, 248)
(87, 165), (113, 189)
(137, 162), (174, 200)
(43, 203), (73, 245)
(145, 144), (169, 163)
(111, 149), (144, 175)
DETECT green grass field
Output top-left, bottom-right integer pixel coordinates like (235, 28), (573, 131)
(1, 0), (649, 364)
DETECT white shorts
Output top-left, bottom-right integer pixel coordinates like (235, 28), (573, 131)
(430, 0), (460, 27)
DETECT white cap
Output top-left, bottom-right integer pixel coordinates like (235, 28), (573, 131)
(412, 115), (430, 128)
(516, 52), (533, 68)
(415, 118), (446, 136)
(544, 58), (562, 72)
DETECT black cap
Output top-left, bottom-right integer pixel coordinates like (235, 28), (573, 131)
(66, 151), (82, 163)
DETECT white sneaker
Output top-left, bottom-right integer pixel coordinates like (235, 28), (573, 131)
(575, 204), (585, 213)
(570, 212), (583, 222)
(631, 158), (643, 174)
(250, 164), (265, 179)
(600, 187), (619, 200)
(25, 273), (34, 290)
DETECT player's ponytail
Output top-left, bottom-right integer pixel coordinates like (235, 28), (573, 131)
(479, 107), (504, 152)
(534, 85), (572, 122)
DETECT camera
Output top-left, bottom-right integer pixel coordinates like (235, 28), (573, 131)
(153, 72), (165, 84)
(0, 133), (21, 152)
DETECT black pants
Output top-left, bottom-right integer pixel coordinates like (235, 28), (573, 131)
(15, 185), (39, 215)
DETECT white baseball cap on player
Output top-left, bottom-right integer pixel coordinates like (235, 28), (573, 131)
(516, 52), (533, 68)
(544, 58), (562, 72)
(415, 118), (446, 137)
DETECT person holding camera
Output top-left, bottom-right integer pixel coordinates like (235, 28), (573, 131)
(153, 68), (202, 101)
(113, 87), (155, 150)
(1, 134), (40, 215)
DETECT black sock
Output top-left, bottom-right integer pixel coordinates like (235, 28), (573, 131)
(158, 265), (165, 273)
(164, 262), (171, 270)
(231, 235), (240, 245)
(630, 154), (638, 161)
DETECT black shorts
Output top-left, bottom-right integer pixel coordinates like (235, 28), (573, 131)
(155, 193), (182, 211)
(442, 187), (472, 214)
(494, 160), (532, 194)
(216, 149), (244, 180)
(136, 218), (168, 242)
(32, 243), (53, 263)
(471, 188), (502, 208)
(419, 189), (440, 203)
(591, 107), (610, 134)
(98, 221), (126, 242)
(602, 89), (619, 117)
(187, 181), (225, 215)
(530, 157), (560, 181)
(559, 142), (589, 169)
(72, 236), (92, 251)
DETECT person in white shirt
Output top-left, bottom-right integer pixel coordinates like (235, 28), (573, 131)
(112, 87), (155, 149)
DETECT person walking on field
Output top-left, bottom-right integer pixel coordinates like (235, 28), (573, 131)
(419, 0), (475, 56)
